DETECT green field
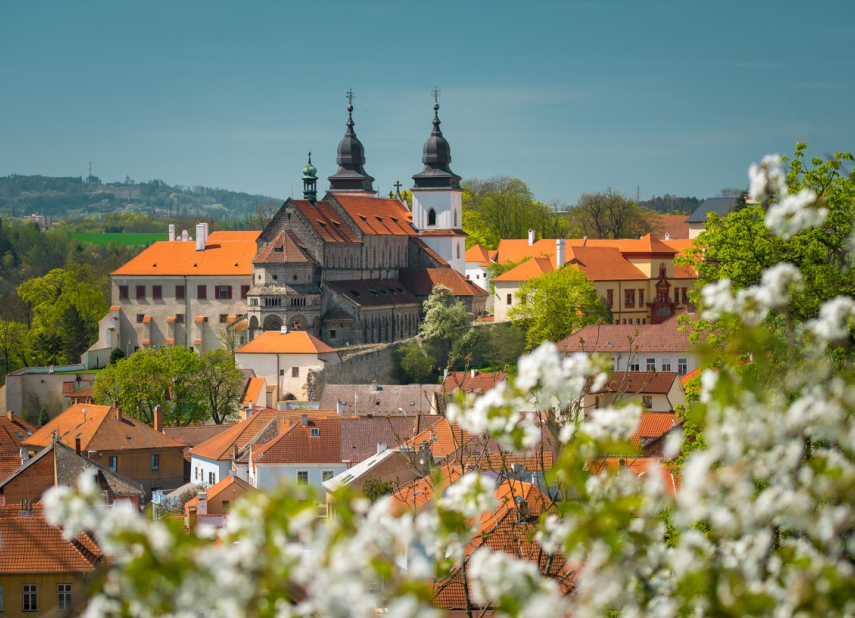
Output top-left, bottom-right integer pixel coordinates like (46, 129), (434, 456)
(70, 232), (167, 246)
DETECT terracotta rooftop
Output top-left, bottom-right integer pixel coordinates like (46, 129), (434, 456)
(185, 474), (254, 510)
(632, 412), (678, 447)
(252, 418), (342, 465)
(568, 246), (648, 281)
(326, 279), (421, 308)
(24, 404), (185, 452)
(236, 330), (338, 355)
(291, 200), (361, 243)
(330, 195), (417, 236)
(398, 268), (488, 297)
(443, 371), (508, 395)
(163, 424), (236, 448)
(492, 256), (554, 282)
(556, 316), (703, 353)
(318, 383), (444, 416)
(111, 238), (257, 276)
(588, 372), (678, 395)
(411, 237), (449, 266)
(0, 412), (36, 456)
(254, 229), (316, 264)
(242, 377), (266, 405)
(599, 457), (681, 496)
(339, 415), (444, 464)
(464, 244), (492, 263)
(0, 515), (100, 573)
(656, 215), (690, 240)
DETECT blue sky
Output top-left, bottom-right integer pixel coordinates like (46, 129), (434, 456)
(1, 1), (853, 206)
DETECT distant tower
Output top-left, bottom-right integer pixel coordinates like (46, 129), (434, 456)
(302, 151), (318, 205)
(328, 89), (376, 195)
(411, 88), (465, 275)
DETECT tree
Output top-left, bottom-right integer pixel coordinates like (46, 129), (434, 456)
(109, 348), (125, 365)
(571, 188), (660, 239)
(216, 325), (244, 357)
(420, 285), (472, 367)
(394, 339), (436, 384)
(60, 305), (89, 363)
(508, 266), (608, 349)
(197, 350), (244, 424)
(37, 408), (50, 427)
(362, 474), (395, 502)
(30, 331), (63, 366)
(0, 319), (26, 376)
(94, 349), (171, 425)
(718, 187), (745, 198)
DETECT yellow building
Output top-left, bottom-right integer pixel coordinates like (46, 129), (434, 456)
(492, 235), (695, 326)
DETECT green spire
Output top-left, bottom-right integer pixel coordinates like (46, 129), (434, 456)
(302, 151), (318, 205)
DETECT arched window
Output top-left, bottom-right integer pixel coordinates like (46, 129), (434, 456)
(453, 209), (458, 227)
(427, 208), (436, 227)
(457, 243), (461, 259)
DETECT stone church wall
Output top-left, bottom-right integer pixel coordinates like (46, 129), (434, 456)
(306, 341), (403, 401)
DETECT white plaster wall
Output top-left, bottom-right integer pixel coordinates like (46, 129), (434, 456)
(411, 190), (462, 231)
(191, 455), (231, 487)
(609, 352), (700, 375)
(465, 263), (489, 291)
(420, 235), (465, 275)
(254, 463), (347, 493)
(235, 352), (339, 401)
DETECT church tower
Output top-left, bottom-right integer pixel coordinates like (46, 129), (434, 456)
(302, 151), (318, 205)
(328, 90), (376, 195)
(411, 90), (465, 275)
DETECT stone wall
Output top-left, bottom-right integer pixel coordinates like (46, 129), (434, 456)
(306, 341), (403, 401)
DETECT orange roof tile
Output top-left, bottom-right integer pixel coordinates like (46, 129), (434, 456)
(331, 195), (417, 236)
(236, 331), (338, 355)
(242, 377), (266, 405)
(185, 474), (254, 512)
(0, 413), (36, 455)
(464, 244), (491, 263)
(252, 419), (342, 465)
(24, 404), (185, 452)
(398, 268), (488, 297)
(680, 367), (701, 386)
(589, 372), (678, 395)
(0, 454), (21, 481)
(292, 199), (361, 243)
(656, 215), (690, 240)
(599, 457), (681, 495)
(492, 256), (554, 282)
(443, 371), (507, 395)
(617, 234), (678, 255)
(631, 412), (678, 447)
(254, 229), (316, 264)
(111, 239), (257, 276)
(569, 246), (648, 281)
(0, 516), (99, 573)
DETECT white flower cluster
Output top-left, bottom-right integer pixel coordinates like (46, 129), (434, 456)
(749, 154), (788, 201)
(806, 295), (855, 342)
(701, 263), (803, 325)
(437, 472), (498, 520)
(580, 404), (642, 443)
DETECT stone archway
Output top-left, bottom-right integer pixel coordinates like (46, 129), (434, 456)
(289, 314), (307, 331)
(264, 315), (283, 331)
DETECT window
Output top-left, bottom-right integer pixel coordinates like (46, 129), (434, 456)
(175, 314), (185, 324)
(639, 289), (645, 306)
(453, 209), (458, 227)
(136, 314), (145, 323)
(322, 470), (335, 482)
(208, 472), (215, 485)
(57, 584), (72, 611)
(292, 367), (300, 378)
(222, 500), (230, 512)
(197, 285), (207, 300)
(195, 467), (199, 480)
(629, 361), (640, 372)
(606, 289), (613, 308)
(646, 358), (656, 371)
(310, 427), (320, 437)
(678, 358), (688, 375)
(625, 290), (635, 308)
(152, 285), (162, 300)
(176, 285), (185, 300)
(136, 285), (146, 300)
(217, 285), (232, 300)
(661, 359), (672, 372)
(506, 294), (513, 305)
(457, 244), (461, 259)
(119, 285), (129, 300)
(23, 584), (37, 612)
(296, 470), (309, 485)
(642, 396), (653, 409)
(0, 584), (3, 612)
(279, 369), (285, 376)
(427, 208), (436, 226)
(329, 329), (337, 340)
(682, 287), (689, 303)
(151, 454), (159, 471)
(219, 314), (229, 323)
(109, 456), (117, 472)
(241, 285), (250, 299)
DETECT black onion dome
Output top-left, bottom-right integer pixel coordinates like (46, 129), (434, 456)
(412, 103), (461, 190)
(329, 103), (375, 193)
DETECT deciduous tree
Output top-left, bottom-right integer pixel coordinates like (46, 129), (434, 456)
(571, 188), (660, 239)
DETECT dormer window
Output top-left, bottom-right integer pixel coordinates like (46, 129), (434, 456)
(310, 427), (320, 437)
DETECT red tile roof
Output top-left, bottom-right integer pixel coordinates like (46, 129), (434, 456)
(0, 516), (100, 573)
(632, 412), (677, 447)
(656, 215), (690, 240)
(326, 279), (421, 307)
(254, 229), (316, 264)
(418, 229), (467, 237)
(589, 372), (678, 395)
(252, 419), (342, 465)
(291, 200), (361, 243)
(111, 239), (257, 276)
(464, 244), (491, 263)
(185, 474), (254, 511)
(492, 256), (554, 282)
(443, 371), (507, 395)
(236, 330), (338, 355)
(330, 195), (417, 236)
(0, 454), (21, 481)
(568, 246), (647, 281)
(163, 424), (236, 448)
(556, 316), (703, 353)
(398, 268), (488, 297)
(242, 377), (266, 405)
(24, 404), (185, 452)
(0, 413), (36, 456)
(617, 234), (678, 255)
(598, 457), (681, 496)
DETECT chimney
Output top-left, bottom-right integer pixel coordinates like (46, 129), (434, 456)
(203, 222), (209, 244)
(336, 400), (343, 415)
(470, 368), (477, 379)
(75, 435), (81, 455)
(665, 232), (671, 240)
(280, 325), (288, 335)
(154, 405), (164, 433)
(114, 402), (122, 421)
(181, 229), (189, 242)
(377, 442), (387, 455)
(556, 238), (566, 268)
(168, 224), (176, 242)
(6, 411), (13, 422)
(582, 235), (588, 247)
(195, 224), (206, 251)
(527, 229), (535, 246)
(197, 492), (208, 515)
(301, 413), (308, 427)
(187, 505), (197, 530)
(247, 402), (254, 418)
(19, 447), (29, 466)
(370, 380), (380, 393)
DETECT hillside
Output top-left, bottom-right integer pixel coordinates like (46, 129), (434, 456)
(0, 174), (280, 221)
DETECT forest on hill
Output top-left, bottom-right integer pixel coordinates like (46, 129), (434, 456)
(0, 174), (280, 221)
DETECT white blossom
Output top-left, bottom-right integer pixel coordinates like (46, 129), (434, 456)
(765, 189), (825, 239)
